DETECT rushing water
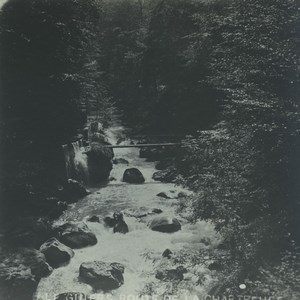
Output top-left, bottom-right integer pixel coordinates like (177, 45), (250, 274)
(62, 141), (89, 184)
(36, 122), (221, 300)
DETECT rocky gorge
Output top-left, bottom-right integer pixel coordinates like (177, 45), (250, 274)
(0, 117), (225, 300)
(32, 120), (222, 300)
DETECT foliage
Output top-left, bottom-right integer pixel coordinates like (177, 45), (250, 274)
(0, 0), (111, 148)
(175, 0), (300, 295)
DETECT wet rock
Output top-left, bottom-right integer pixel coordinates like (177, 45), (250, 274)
(113, 158), (129, 165)
(57, 222), (97, 249)
(155, 266), (187, 282)
(55, 292), (90, 300)
(157, 191), (187, 199)
(88, 215), (100, 223)
(61, 179), (90, 202)
(4, 217), (54, 248)
(79, 261), (125, 290)
(113, 213), (129, 234)
(113, 222), (128, 234)
(104, 216), (117, 228)
(157, 192), (173, 199)
(123, 168), (145, 184)
(162, 249), (173, 259)
(0, 247), (53, 299)
(86, 143), (114, 184)
(151, 208), (163, 214)
(152, 167), (176, 183)
(148, 215), (181, 233)
(40, 238), (74, 268)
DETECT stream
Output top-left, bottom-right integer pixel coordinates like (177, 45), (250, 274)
(35, 121), (221, 300)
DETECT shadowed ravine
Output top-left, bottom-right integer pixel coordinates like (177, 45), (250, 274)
(35, 120), (221, 299)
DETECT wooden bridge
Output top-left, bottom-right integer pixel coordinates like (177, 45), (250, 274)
(103, 142), (181, 148)
(83, 142), (181, 152)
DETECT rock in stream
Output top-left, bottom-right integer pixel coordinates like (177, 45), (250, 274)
(40, 238), (74, 268)
(79, 261), (125, 291)
(56, 222), (97, 249)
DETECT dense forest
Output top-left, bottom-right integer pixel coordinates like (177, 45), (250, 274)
(0, 0), (300, 299)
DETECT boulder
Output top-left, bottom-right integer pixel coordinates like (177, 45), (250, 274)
(112, 213), (129, 234)
(79, 261), (125, 290)
(152, 167), (177, 183)
(157, 191), (186, 199)
(86, 143), (114, 184)
(148, 216), (181, 233)
(0, 247), (52, 300)
(155, 266), (187, 282)
(57, 222), (97, 249)
(104, 216), (117, 228)
(87, 215), (100, 223)
(113, 221), (128, 234)
(40, 238), (74, 268)
(151, 208), (163, 214)
(123, 168), (145, 184)
(113, 158), (129, 165)
(162, 249), (173, 259)
(157, 191), (173, 199)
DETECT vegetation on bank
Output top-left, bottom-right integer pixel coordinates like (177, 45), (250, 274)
(0, 0), (300, 298)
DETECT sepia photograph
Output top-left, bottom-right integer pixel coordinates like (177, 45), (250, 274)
(0, 0), (299, 299)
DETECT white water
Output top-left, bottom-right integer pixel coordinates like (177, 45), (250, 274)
(36, 122), (221, 300)
(73, 142), (89, 183)
(62, 141), (89, 184)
